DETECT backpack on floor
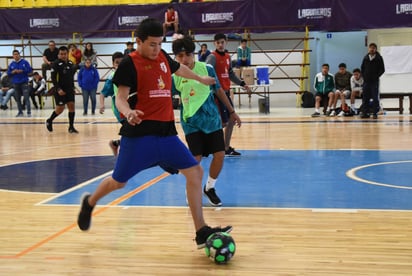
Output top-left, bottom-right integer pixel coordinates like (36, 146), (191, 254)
(301, 92), (315, 108)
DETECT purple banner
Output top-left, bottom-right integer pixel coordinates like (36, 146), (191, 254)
(116, 4), (165, 31)
(177, 1), (251, 34)
(0, 6), (118, 39)
(250, 0), (412, 32)
(0, 0), (411, 39)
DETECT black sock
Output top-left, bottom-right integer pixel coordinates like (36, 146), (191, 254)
(112, 139), (120, 147)
(68, 112), (75, 128)
(49, 111), (59, 121)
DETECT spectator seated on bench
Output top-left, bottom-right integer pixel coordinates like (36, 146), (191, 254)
(162, 5), (179, 42)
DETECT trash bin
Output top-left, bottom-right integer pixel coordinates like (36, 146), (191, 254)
(258, 96), (269, 113)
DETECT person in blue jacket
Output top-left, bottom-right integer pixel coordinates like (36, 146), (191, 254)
(77, 58), (100, 115)
(7, 50), (33, 117)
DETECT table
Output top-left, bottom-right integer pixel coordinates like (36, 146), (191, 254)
(380, 92), (412, 114)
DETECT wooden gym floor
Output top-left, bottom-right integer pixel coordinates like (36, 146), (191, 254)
(0, 106), (411, 275)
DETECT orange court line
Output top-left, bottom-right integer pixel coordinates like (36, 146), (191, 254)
(0, 172), (170, 259)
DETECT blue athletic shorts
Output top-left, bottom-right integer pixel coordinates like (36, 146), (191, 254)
(112, 135), (198, 183)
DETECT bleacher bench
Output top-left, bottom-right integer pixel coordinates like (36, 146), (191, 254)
(380, 92), (412, 114)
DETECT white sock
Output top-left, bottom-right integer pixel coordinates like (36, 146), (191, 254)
(326, 107), (331, 111)
(205, 176), (217, 191)
(315, 108), (320, 113)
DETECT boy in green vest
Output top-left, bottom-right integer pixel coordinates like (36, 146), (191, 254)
(172, 37), (241, 207)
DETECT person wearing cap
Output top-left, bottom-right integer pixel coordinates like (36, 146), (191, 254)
(205, 33), (250, 156)
(172, 37), (241, 207)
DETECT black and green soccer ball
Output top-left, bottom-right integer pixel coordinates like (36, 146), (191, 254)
(204, 232), (236, 264)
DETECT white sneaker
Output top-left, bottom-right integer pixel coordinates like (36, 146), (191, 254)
(337, 110), (345, 117)
(329, 110), (336, 116)
(350, 107), (357, 114)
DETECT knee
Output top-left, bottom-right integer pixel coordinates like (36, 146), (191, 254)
(108, 176), (126, 189)
(213, 151), (225, 162)
(190, 164), (203, 179)
(115, 182), (126, 189)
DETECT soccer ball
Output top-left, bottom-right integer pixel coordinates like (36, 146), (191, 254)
(204, 232), (236, 264)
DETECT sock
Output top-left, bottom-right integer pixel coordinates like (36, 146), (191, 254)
(49, 111), (58, 121)
(315, 108), (320, 113)
(68, 112), (75, 128)
(205, 176), (217, 191)
(326, 107), (331, 111)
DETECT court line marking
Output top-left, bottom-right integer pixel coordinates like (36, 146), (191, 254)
(346, 160), (412, 190)
(0, 172), (170, 259)
(30, 204), (412, 212)
(35, 170), (114, 205)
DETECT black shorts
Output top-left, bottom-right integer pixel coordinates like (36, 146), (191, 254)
(215, 90), (233, 124)
(54, 90), (75, 106)
(185, 129), (225, 157)
(315, 92), (327, 99)
(166, 25), (175, 31)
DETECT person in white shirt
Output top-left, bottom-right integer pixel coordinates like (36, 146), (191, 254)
(350, 68), (364, 113)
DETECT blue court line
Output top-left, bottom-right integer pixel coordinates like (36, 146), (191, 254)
(41, 150), (412, 211)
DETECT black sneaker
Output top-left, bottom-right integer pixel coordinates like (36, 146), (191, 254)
(195, 225), (233, 249)
(77, 193), (94, 231)
(311, 112), (320, 117)
(46, 119), (53, 132)
(225, 146), (241, 156)
(68, 127), (79, 134)
(203, 186), (222, 206)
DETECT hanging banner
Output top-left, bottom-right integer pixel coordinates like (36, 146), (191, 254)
(0, 0), (411, 39)
(177, 1), (250, 34)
